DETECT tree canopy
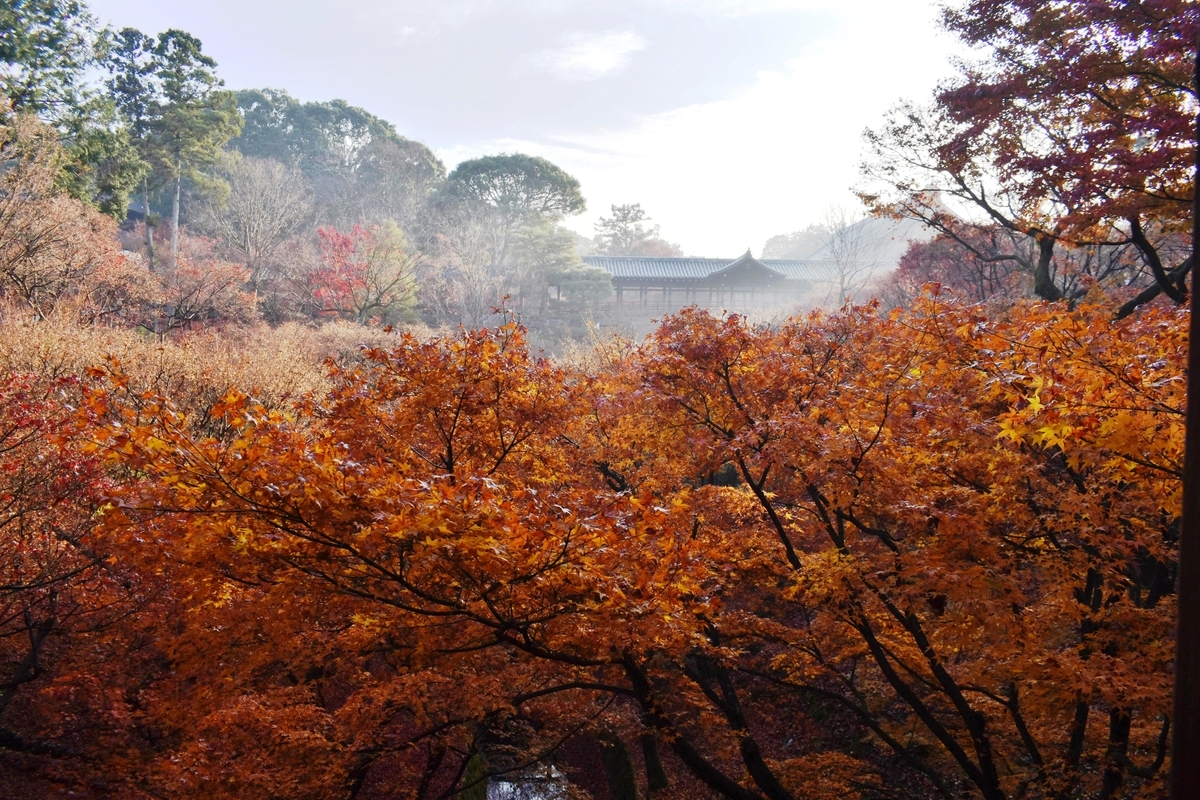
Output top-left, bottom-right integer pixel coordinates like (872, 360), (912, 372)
(1, 2), (145, 218)
(57, 296), (1179, 799)
(593, 203), (683, 257)
(0, 0), (95, 116)
(231, 89), (400, 176)
(444, 153), (586, 223)
(229, 88), (445, 228)
(860, 0), (1196, 314)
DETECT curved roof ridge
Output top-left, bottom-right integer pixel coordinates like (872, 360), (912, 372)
(580, 255), (845, 282)
(706, 251), (786, 280)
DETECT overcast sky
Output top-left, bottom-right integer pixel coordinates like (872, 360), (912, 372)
(86, 0), (965, 256)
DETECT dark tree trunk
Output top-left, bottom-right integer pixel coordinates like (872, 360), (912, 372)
(170, 168), (181, 265)
(1170, 26), (1200, 800)
(599, 732), (641, 800)
(640, 732), (670, 793)
(1031, 234), (1062, 302)
(142, 178), (155, 272)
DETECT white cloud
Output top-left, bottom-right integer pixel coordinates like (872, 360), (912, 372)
(526, 31), (648, 81)
(656, 0), (836, 16)
(441, 0), (963, 257)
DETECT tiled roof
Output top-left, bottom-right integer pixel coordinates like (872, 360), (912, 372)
(761, 260), (843, 281)
(582, 255), (841, 282)
(583, 257), (733, 279)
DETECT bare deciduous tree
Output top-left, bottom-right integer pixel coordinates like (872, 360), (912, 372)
(421, 207), (509, 329)
(817, 205), (885, 306)
(0, 114), (123, 318)
(193, 156), (314, 289)
(352, 137), (445, 230)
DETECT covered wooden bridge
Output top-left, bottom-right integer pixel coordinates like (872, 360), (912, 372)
(580, 251), (839, 316)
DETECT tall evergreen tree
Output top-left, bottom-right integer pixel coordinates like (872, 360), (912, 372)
(2, 1), (145, 218)
(104, 27), (159, 265)
(150, 30), (240, 264)
(0, 0), (93, 116)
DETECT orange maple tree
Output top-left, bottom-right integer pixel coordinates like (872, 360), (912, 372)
(0, 372), (157, 798)
(74, 294), (1180, 799)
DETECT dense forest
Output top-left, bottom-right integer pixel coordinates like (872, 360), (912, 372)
(1, 0), (662, 337)
(0, 0), (1196, 798)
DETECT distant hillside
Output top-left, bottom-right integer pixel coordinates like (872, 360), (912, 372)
(761, 225), (826, 259)
(762, 216), (932, 269)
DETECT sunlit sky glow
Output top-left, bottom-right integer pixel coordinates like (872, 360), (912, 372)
(86, 0), (967, 256)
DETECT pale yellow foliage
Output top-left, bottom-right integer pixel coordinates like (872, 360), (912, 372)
(0, 306), (443, 416)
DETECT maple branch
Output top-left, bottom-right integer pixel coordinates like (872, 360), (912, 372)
(359, 714), (481, 757)
(742, 667), (955, 800)
(1116, 452), (1183, 479)
(1005, 687), (1045, 770)
(683, 655), (735, 715)
(1100, 709), (1133, 799)
(1124, 69), (1195, 95)
(896, 203), (1029, 268)
(685, 643), (795, 800)
(962, 682), (1044, 767)
(413, 745), (447, 800)
(623, 655), (767, 800)
(0, 727), (77, 758)
(1128, 216), (1185, 303)
(512, 682), (634, 705)
(277, 545), (463, 618)
(494, 627), (613, 668)
(854, 612), (998, 799)
(594, 461), (628, 492)
(1113, 714), (1169, 779)
(0, 609), (55, 715)
(913, 175), (1067, 303)
(853, 393), (891, 468)
(665, 388), (735, 440)
(806, 484), (848, 554)
(432, 748), (472, 800)
(868, 585), (1005, 798)
(0, 561), (94, 593)
(836, 509), (900, 553)
(1115, 255), (1193, 319)
(719, 361), (755, 426)
(736, 454), (802, 570)
(434, 388), (469, 479)
(873, 638), (946, 696)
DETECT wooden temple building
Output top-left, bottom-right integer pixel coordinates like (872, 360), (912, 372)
(580, 250), (841, 317)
